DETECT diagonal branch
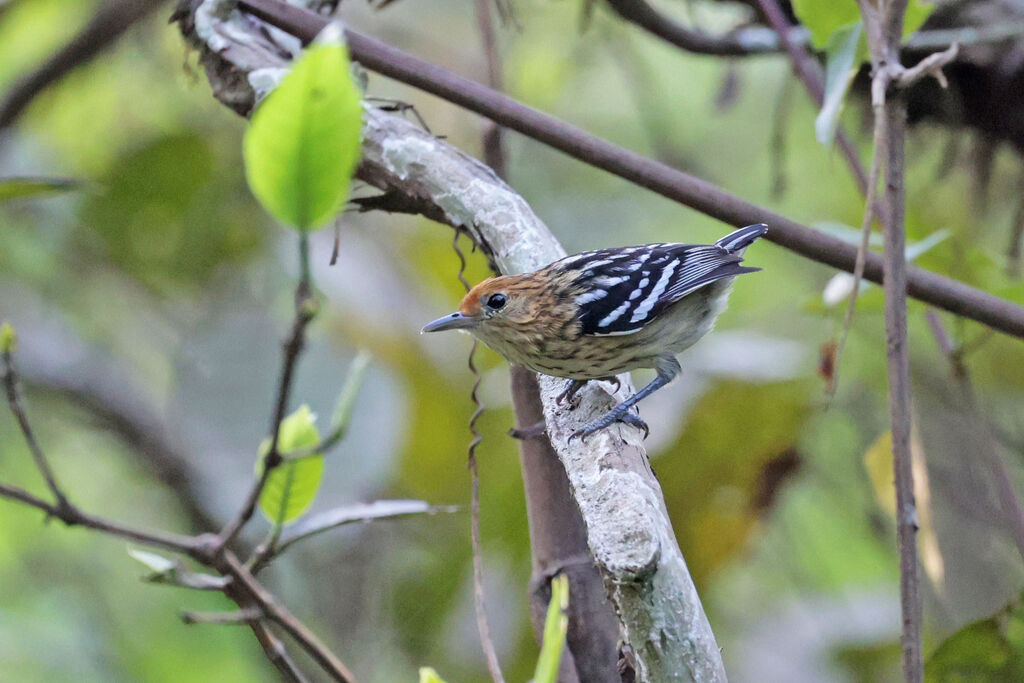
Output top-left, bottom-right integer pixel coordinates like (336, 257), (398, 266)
(1, 344), (72, 510)
(0, 0), (166, 132)
(235, 0), (1024, 340)
(605, 0), (793, 56)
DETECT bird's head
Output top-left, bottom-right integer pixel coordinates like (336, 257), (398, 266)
(421, 275), (539, 335)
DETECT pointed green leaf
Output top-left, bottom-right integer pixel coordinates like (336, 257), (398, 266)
(0, 322), (16, 354)
(790, 0), (860, 49)
(243, 28), (363, 231)
(816, 22), (863, 147)
(533, 574), (570, 683)
(926, 594), (1024, 681)
(257, 405), (324, 524)
(418, 668), (448, 683)
(903, 1), (936, 42)
(0, 176), (79, 203)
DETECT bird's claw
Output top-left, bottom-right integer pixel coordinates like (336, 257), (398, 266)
(556, 379), (587, 410)
(569, 408), (648, 442)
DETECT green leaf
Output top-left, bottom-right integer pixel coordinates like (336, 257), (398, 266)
(0, 322), (16, 354)
(0, 176), (79, 203)
(257, 405), (325, 524)
(243, 29), (363, 231)
(328, 351), (371, 441)
(790, 0), (860, 49)
(903, 0), (935, 41)
(816, 22), (863, 147)
(418, 668), (448, 683)
(926, 594), (1024, 681)
(533, 574), (570, 683)
(791, 0), (933, 52)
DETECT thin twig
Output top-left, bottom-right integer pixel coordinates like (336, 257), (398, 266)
(453, 224), (505, 683)
(0, 481), (200, 556)
(217, 233), (316, 551)
(856, 1), (923, 679)
(181, 607), (264, 625)
(606, 0), (793, 56)
(219, 551), (355, 683)
(235, 0), (1024, 340)
(250, 500), (458, 573)
(1007, 173), (1024, 278)
(831, 101), (886, 396)
(1, 345), (72, 510)
(884, 93), (922, 683)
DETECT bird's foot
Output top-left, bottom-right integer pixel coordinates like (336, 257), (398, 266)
(570, 405), (648, 442)
(556, 379), (588, 410)
(598, 376), (621, 394)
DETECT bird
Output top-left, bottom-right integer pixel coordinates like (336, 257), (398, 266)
(422, 223), (768, 439)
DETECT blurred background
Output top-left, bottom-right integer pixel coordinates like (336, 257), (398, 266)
(2, 0), (1024, 680)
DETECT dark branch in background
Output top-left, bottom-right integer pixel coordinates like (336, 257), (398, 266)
(473, 4), (620, 678)
(605, 0), (791, 56)
(925, 311), (1024, 562)
(237, 0), (1024, 340)
(0, 0), (165, 132)
(25, 370), (221, 534)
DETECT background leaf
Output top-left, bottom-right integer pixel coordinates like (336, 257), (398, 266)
(243, 33), (363, 231)
(258, 405), (325, 524)
(816, 22), (863, 147)
(790, 0), (860, 49)
(0, 176), (78, 202)
(926, 595), (1024, 682)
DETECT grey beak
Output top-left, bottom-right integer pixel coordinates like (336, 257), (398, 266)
(421, 312), (478, 333)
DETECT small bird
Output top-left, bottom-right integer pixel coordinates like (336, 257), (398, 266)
(422, 224), (768, 439)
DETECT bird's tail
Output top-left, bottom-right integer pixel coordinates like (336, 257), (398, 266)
(716, 223), (768, 254)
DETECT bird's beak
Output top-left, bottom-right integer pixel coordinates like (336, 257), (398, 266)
(421, 312), (479, 333)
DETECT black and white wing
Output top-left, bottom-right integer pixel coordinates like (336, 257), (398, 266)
(556, 224), (767, 336)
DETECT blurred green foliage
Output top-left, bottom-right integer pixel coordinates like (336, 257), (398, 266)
(0, 0), (1023, 682)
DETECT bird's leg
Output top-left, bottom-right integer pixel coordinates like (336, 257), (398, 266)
(556, 379), (588, 409)
(571, 357), (680, 440)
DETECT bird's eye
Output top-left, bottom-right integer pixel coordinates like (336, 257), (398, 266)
(486, 293), (507, 310)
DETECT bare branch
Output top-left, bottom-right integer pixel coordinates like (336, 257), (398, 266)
(181, 607), (263, 625)
(250, 500), (458, 572)
(0, 0), (164, 131)
(0, 480), (202, 556)
(217, 236), (316, 551)
(1, 344), (72, 510)
(893, 43), (959, 90)
(235, 0), (1024, 340)
(606, 0), (792, 56)
(217, 551), (355, 683)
